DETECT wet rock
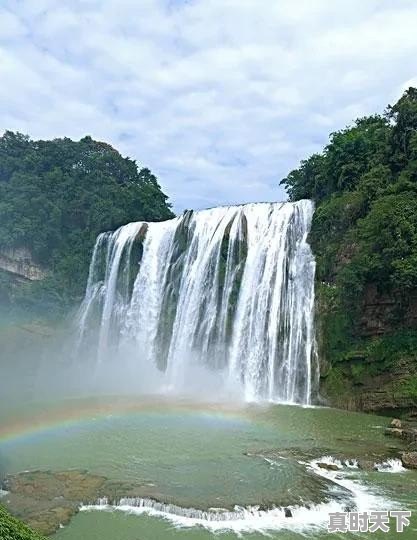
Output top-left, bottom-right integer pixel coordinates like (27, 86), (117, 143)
(284, 507), (292, 518)
(3, 470), (107, 502)
(356, 459), (376, 471)
(258, 502), (275, 512)
(385, 424), (417, 444)
(401, 451), (417, 469)
(27, 506), (76, 536)
(384, 427), (404, 438)
(390, 418), (402, 429)
(0, 469), (147, 536)
(408, 430), (417, 443)
(317, 462), (339, 471)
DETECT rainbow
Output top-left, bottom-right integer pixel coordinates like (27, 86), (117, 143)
(0, 396), (252, 446)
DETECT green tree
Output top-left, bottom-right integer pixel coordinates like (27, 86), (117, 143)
(0, 132), (174, 314)
(280, 88), (417, 409)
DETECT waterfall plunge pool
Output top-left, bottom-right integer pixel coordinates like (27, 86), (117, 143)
(1, 396), (416, 539)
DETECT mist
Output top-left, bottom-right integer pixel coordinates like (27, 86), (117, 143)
(0, 312), (245, 408)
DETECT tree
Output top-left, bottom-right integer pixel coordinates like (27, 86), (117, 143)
(0, 132), (174, 313)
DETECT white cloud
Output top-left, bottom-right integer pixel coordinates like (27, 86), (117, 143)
(1, 0), (417, 212)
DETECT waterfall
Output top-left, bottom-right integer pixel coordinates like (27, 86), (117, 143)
(77, 201), (316, 404)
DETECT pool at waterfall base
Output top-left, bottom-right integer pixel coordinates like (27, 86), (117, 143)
(1, 396), (416, 539)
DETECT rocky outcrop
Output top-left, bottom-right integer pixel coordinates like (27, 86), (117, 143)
(384, 418), (417, 445)
(0, 469), (157, 536)
(0, 248), (48, 281)
(321, 369), (417, 416)
(318, 281), (417, 415)
(401, 452), (417, 469)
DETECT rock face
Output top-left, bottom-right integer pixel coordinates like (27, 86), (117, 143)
(0, 248), (48, 281)
(318, 282), (417, 415)
(359, 285), (417, 337)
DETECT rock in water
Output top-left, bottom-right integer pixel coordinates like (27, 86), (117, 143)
(384, 427), (404, 438)
(401, 452), (417, 469)
(317, 462), (339, 471)
(284, 507), (293, 517)
(390, 418), (402, 428)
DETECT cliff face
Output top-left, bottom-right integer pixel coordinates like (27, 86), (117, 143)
(0, 248), (48, 281)
(318, 282), (417, 417)
(359, 286), (417, 337)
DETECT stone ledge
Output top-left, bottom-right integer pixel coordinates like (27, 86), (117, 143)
(0, 248), (48, 281)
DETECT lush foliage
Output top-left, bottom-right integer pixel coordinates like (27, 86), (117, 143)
(0, 506), (46, 540)
(281, 87), (417, 309)
(0, 132), (174, 314)
(281, 88), (417, 410)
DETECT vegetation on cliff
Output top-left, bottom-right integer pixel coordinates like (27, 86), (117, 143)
(280, 88), (417, 413)
(0, 131), (174, 316)
(0, 505), (46, 540)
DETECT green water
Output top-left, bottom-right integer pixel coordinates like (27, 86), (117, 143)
(1, 397), (416, 539)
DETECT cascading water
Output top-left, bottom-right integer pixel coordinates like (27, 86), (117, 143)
(76, 201), (316, 404)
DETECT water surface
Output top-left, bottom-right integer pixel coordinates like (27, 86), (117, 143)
(1, 397), (416, 539)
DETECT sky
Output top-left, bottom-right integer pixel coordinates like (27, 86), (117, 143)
(1, 1), (417, 212)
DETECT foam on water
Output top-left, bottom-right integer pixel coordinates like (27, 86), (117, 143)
(81, 455), (394, 534)
(374, 458), (407, 473)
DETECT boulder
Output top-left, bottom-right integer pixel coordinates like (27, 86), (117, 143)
(390, 418), (402, 429)
(284, 507), (293, 518)
(357, 460), (377, 471)
(401, 452), (417, 469)
(317, 462), (339, 471)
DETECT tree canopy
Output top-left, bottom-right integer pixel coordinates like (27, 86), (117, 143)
(0, 132), (174, 312)
(280, 88), (417, 401)
(281, 87), (417, 296)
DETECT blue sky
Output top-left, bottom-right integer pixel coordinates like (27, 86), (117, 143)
(1, 0), (417, 212)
